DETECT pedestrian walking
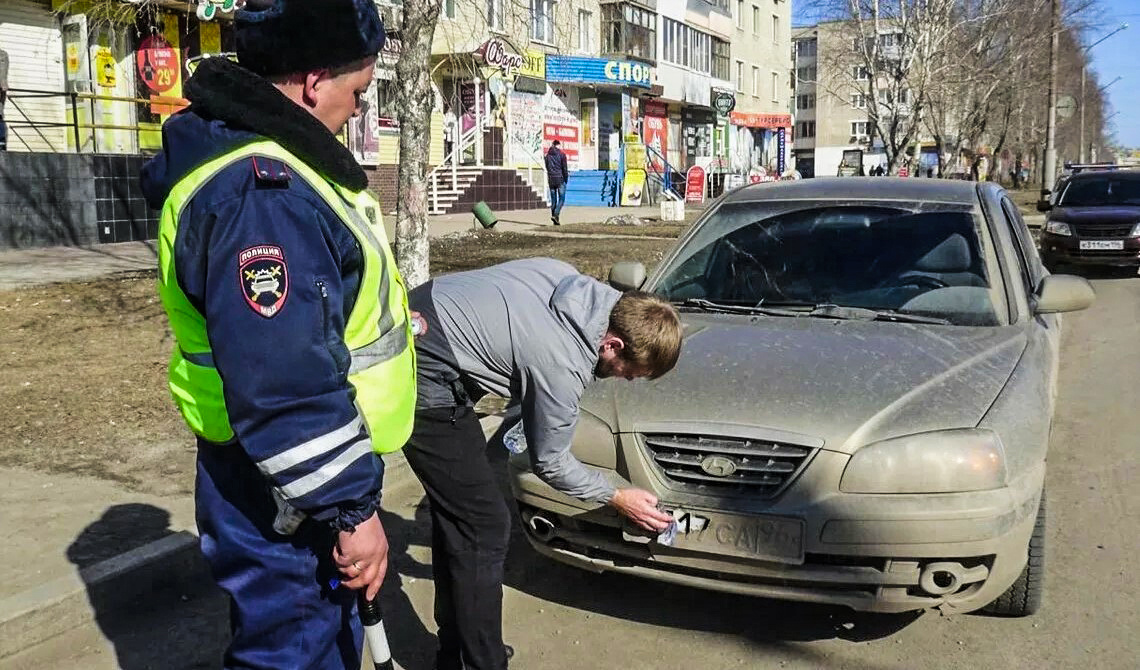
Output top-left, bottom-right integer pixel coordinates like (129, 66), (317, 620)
(545, 139), (569, 224)
(443, 102), (456, 159)
(406, 258), (683, 670)
(140, 1), (417, 668)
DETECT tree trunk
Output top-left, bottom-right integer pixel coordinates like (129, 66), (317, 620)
(392, 0), (442, 289)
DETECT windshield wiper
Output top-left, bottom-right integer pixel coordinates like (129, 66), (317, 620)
(807, 304), (951, 325)
(678, 298), (805, 318)
(679, 299), (951, 325)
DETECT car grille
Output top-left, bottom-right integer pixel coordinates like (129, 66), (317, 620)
(1077, 224), (1135, 238)
(640, 434), (816, 498)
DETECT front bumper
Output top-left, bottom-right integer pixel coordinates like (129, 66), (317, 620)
(1040, 230), (1140, 266)
(509, 446), (1043, 615)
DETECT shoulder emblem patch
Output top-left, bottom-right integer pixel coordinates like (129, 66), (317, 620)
(239, 245), (289, 318)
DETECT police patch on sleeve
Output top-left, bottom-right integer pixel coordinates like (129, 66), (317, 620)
(239, 245), (289, 318)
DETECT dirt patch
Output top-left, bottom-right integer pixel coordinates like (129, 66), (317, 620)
(431, 230), (674, 279)
(0, 232), (675, 493)
(540, 223), (689, 238)
(1007, 188), (1042, 215)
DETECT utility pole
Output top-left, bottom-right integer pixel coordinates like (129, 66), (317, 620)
(1041, 0), (1059, 193)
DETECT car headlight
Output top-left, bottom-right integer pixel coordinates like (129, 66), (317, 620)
(1044, 220), (1072, 236)
(840, 429), (1007, 494)
(1130, 222), (1140, 237)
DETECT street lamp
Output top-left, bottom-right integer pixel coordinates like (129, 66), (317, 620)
(1079, 23), (1127, 163)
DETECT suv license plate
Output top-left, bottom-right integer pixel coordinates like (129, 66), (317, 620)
(655, 509), (804, 564)
(1080, 240), (1124, 250)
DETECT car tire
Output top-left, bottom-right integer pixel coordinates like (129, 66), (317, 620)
(983, 489), (1045, 617)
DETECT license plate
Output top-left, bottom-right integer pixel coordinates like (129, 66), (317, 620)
(1080, 240), (1124, 250)
(651, 509), (804, 564)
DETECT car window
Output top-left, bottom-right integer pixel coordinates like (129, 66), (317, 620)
(1058, 176), (1140, 206)
(1000, 197), (1041, 292)
(654, 202), (1001, 326)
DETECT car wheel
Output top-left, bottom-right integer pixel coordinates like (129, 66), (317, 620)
(983, 489), (1045, 617)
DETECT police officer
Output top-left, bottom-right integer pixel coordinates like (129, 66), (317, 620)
(140, 2), (415, 667)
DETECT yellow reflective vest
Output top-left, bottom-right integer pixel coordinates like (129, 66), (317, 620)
(154, 140), (415, 453)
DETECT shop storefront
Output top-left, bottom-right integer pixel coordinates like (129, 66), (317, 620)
(729, 111), (793, 179)
(544, 55), (653, 175)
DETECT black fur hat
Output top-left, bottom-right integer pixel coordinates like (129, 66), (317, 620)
(236, 0), (385, 77)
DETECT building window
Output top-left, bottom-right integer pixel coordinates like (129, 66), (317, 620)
(736, 60), (745, 92)
(797, 65), (816, 82)
(444, 0), (456, 20)
(662, 18), (715, 75)
(797, 120), (815, 138)
(531, 0), (555, 43)
(850, 93), (866, 109)
(853, 65), (869, 81)
(752, 65), (760, 96)
(712, 38), (730, 80)
(752, 5), (760, 34)
(796, 39), (817, 58)
(796, 94), (815, 109)
(771, 70), (779, 102)
(736, 0), (744, 29)
(601, 3), (657, 61)
(851, 120), (869, 138)
(578, 9), (595, 52)
(488, 0), (504, 32)
(899, 88), (910, 104)
(772, 14), (779, 44)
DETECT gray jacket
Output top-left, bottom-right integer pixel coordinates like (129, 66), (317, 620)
(409, 258), (620, 503)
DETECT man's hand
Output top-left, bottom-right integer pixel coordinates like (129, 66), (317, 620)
(332, 512), (389, 601)
(608, 488), (673, 533)
(410, 311), (428, 338)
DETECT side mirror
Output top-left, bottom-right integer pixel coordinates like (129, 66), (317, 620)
(1034, 274), (1095, 314)
(1036, 189), (1052, 212)
(609, 261), (647, 291)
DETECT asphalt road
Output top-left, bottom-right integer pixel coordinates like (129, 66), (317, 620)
(7, 269), (1137, 670)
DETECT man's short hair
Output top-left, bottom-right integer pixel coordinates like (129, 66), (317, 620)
(608, 291), (682, 379)
(551, 140), (561, 147)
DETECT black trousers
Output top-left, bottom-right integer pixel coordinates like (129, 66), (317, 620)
(404, 406), (511, 670)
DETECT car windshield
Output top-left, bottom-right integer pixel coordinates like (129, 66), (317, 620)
(1059, 176), (1140, 206)
(654, 202), (1001, 327)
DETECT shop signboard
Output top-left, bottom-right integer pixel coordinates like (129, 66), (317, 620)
(777, 127), (786, 174)
(643, 101), (668, 172)
(712, 90), (736, 116)
(95, 47), (116, 89)
(545, 55), (653, 89)
(685, 165), (706, 203)
(137, 35), (179, 94)
(729, 111), (793, 128)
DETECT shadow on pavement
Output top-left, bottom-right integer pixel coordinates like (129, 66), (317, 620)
(66, 503), (228, 670)
(378, 503), (439, 670)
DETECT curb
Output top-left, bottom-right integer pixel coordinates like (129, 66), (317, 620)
(0, 531), (210, 659)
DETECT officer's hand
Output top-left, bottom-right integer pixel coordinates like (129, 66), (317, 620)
(609, 488), (673, 533)
(333, 512), (389, 601)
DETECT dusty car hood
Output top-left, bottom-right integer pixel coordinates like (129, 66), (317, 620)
(585, 314), (1026, 454)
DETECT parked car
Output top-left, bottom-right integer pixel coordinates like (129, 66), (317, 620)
(1039, 169), (1140, 269)
(508, 178), (1094, 616)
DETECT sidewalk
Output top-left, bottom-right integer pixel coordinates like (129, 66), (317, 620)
(0, 205), (664, 291)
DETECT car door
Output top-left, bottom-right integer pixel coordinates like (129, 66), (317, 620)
(1000, 194), (1063, 411)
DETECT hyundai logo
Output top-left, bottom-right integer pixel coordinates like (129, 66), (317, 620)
(699, 455), (737, 477)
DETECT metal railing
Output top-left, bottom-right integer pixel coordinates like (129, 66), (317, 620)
(645, 144), (684, 200)
(4, 88), (187, 153)
(428, 112), (492, 213)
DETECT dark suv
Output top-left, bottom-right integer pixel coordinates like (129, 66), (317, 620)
(1039, 170), (1140, 269)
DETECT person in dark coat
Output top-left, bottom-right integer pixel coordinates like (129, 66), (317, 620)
(544, 140), (569, 225)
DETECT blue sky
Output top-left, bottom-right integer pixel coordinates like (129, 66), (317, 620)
(793, 1), (1140, 148)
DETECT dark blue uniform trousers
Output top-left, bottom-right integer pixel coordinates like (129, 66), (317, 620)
(196, 442), (364, 669)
